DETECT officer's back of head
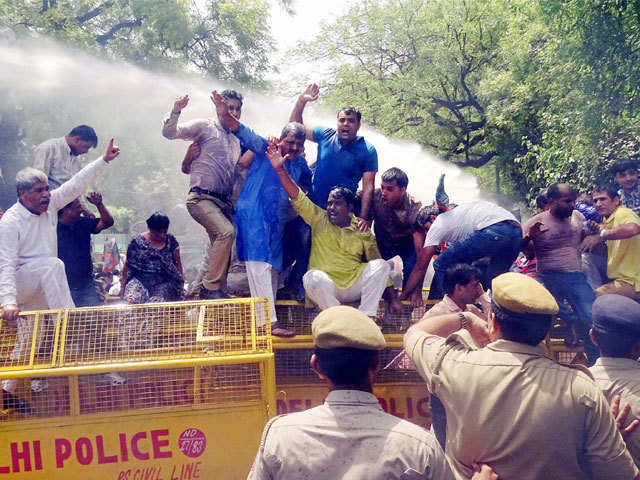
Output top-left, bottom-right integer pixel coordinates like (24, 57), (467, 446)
(590, 294), (640, 358)
(311, 306), (386, 390)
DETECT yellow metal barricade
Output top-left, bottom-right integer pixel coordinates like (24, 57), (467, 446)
(0, 298), (275, 480)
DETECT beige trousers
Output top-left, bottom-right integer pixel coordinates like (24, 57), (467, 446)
(186, 192), (235, 291)
(595, 279), (640, 301)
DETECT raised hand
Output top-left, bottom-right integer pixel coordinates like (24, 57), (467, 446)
(299, 83), (319, 104)
(103, 138), (120, 163)
(465, 311), (491, 346)
(173, 95), (189, 113)
(266, 142), (286, 170)
(210, 90), (227, 112)
(86, 192), (103, 206)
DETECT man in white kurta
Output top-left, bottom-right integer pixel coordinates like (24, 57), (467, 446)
(0, 139), (120, 394)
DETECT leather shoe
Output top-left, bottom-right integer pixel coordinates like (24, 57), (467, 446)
(271, 322), (296, 338)
(200, 288), (230, 300)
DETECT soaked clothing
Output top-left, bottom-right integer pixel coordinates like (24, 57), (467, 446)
(372, 189), (422, 250)
(405, 328), (638, 480)
(523, 210), (584, 273)
(234, 123), (312, 272)
(619, 184), (640, 216)
(124, 234), (183, 303)
(248, 389), (454, 480)
(590, 357), (640, 468)
(32, 136), (86, 189)
(161, 113), (241, 197)
(308, 126), (378, 208)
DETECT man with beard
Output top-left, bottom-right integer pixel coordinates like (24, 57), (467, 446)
(32, 125), (98, 189)
(523, 182), (598, 363)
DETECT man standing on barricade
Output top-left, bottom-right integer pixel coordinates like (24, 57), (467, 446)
(370, 167), (423, 297)
(400, 200), (521, 301)
(32, 125), (98, 189)
(404, 272), (638, 480)
(264, 142), (401, 319)
(211, 91), (311, 337)
(522, 182), (598, 363)
(249, 305), (457, 479)
(162, 90), (249, 300)
(284, 84), (378, 300)
(590, 294), (640, 468)
(0, 139), (121, 402)
(57, 192), (114, 307)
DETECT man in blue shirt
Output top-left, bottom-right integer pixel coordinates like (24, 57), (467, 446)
(289, 84), (378, 230)
(211, 91), (311, 337)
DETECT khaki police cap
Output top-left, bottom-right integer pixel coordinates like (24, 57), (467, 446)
(492, 272), (559, 315)
(312, 306), (386, 350)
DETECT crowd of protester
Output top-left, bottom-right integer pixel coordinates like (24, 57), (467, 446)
(2, 83), (640, 478)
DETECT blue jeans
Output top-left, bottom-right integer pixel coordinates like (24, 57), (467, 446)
(378, 237), (416, 287)
(429, 221), (522, 299)
(538, 271), (598, 365)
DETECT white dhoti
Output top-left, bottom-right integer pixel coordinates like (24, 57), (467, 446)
(245, 261), (279, 326)
(303, 259), (390, 317)
(3, 258), (74, 393)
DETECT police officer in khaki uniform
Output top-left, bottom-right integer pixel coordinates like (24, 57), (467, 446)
(404, 272), (639, 480)
(248, 305), (456, 479)
(590, 294), (640, 468)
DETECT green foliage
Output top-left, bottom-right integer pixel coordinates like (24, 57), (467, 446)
(105, 205), (134, 233)
(298, 0), (640, 205)
(1, 0), (274, 85)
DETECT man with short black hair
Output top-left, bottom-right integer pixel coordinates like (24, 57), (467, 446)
(523, 182), (598, 363)
(370, 167), (423, 298)
(613, 159), (640, 215)
(583, 185), (640, 301)
(405, 272), (639, 480)
(57, 192), (114, 307)
(249, 305), (456, 479)
(290, 84), (377, 230)
(590, 294), (640, 468)
(162, 89), (250, 300)
(264, 143), (399, 318)
(32, 125), (99, 189)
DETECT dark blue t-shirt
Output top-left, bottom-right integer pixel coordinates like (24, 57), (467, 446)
(309, 126), (378, 208)
(57, 217), (99, 290)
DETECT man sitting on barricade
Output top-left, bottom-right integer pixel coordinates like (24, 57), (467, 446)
(0, 139), (121, 404)
(264, 142), (400, 319)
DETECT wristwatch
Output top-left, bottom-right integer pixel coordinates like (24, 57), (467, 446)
(458, 312), (467, 330)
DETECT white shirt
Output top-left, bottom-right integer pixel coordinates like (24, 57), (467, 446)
(249, 389), (454, 480)
(424, 201), (518, 246)
(32, 137), (87, 189)
(0, 158), (108, 306)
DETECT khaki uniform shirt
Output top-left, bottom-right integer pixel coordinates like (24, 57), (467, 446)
(291, 189), (381, 289)
(248, 390), (454, 480)
(404, 329), (638, 480)
(32, 136), (86, 189)
(590, 357), (640, 468)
